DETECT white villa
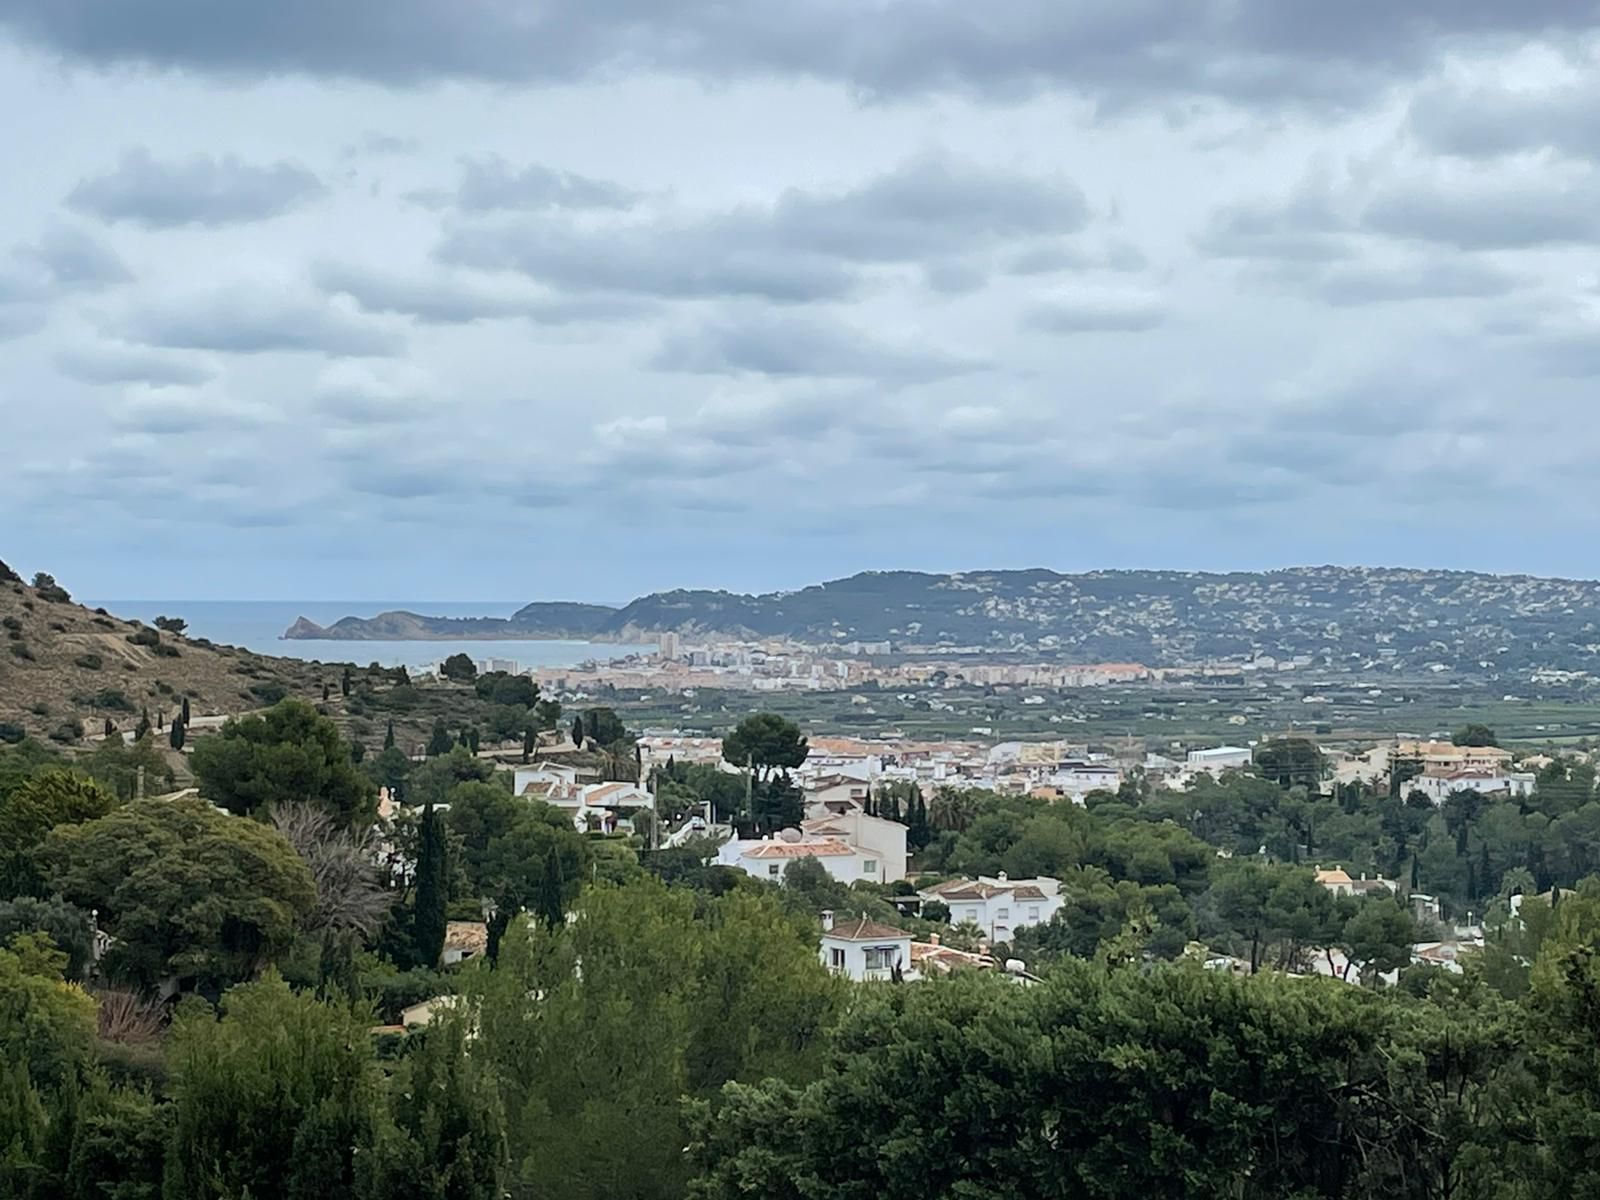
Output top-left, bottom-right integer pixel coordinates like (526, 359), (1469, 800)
(918, 874), (1064, 942)
(819, 912), (913, 982)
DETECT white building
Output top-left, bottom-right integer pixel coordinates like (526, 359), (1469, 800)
(1186, 746), (1253, 773)
(819, 912), (914, 982)
(1046, 762), (1123, 798)
(718, 831), (888, 885)
(800, 808), (908, 883)
(1408, 771), (1536, 805)
(917, 874), (1064, 942)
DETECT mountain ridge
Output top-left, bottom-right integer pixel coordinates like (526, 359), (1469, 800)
(281, 565), (1600, 674)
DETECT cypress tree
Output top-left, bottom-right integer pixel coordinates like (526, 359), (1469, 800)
(135, 707), (151, 740)
(157, 711), (164, 732)
(103, 717), (114, 738)
(466, 727), (480, 754)
(412, 800), (448, 969)
(535, 844), (566, 929)
(426, 719), (454, 757)
(169, 719), (186, 751)
(571, 715), (584, 748)
(340, 666), (352, 697)
(181, 696), (191, 724)
(384, 721), (396, 750)
(1410, 854), (1421, 891)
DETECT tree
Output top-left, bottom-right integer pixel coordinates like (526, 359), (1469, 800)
(479, 804), (590, 949)
(441, 653), (477, 684)
(0, 770), (117, 899)
(133, 708), (151, 741)
(722, 713), (808, 783)
(153, 615), (187, 636)
(444, 782), (521, 895)
(571, 715), (584, 748)
(30, 573), (70, 603)
(180, 695), (191, 725)
(412, 800), (448, 970)
(1453, 723), (1499, 747)
(426, 719), (455, 758)
(169, 718), (186, 751)
(360, 1008), (506, 1200)
(1253, 738), (1323, 789)
(38, 798), (315, 990)
(581, 707), (628, 747)
(0, 932), (96, 1094)
(271, 802), (393, 992)
(1343, 899), (1419, 984)
(189, 699), (376, 825)
(165, 974), (376, 1200)
(341, 665), (353, 697)
(384, 720), (396, 750)
(0, 896), (94, 979)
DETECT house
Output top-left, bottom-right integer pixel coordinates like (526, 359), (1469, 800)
(819, 911), (913, 982)
(513, 764), (581, 796)
(1186, 746), (1253, 774)
(1395, 741), (1514, 775)
(1408, 770), (1535, 805)
(1046, 762), (1122, 799)
(718, 831), (889, 884)
(401, 995), (463, 1029)
(800, 808), (908, 882)
(918, 874), (1063, 942)
(1313, 866), (1355, 897)
(442, 920), (488, 967)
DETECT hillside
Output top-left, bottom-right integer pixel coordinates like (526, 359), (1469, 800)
(0, 565), (333, 744)
(284, 565), (1600, 674)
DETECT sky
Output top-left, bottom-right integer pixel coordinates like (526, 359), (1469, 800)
(4, 3), (1600, 602)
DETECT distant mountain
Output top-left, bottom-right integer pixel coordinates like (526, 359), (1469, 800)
(283, 566), (1600, 674)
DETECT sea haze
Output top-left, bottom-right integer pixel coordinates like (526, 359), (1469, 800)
(90, 600), (631, 671)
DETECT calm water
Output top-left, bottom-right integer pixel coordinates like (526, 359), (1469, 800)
(90, 600), (633, 671)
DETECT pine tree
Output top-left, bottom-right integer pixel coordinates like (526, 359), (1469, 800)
(412, 800), (448, 969)
(384, 721), (395, 750)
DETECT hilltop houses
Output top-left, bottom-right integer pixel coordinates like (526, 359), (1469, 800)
(918, 874), (1064, 942)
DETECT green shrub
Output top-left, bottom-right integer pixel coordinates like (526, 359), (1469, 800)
(0, 723), (24, 744)
(48, 718), (85, 743)
(95, 689), (134, 712)
(125, 628), (161, 649)
(74, 653), (104, 671)
(10, 643), (35, 661)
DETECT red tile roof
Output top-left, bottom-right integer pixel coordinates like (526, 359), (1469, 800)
(824, 916), (911, 942)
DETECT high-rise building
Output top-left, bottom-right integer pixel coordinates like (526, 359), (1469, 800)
(658, 631), (681, 661)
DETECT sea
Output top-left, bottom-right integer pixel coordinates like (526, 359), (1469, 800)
(88, 600), (633, 672)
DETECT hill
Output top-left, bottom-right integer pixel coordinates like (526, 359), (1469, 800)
(1, 564), (333, 745)
(284, 565), (1600, 674)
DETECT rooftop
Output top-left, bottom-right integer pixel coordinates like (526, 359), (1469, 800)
(824, 916), (912, 942)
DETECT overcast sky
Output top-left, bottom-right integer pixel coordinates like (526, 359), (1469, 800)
(4, 4), (1600, 601)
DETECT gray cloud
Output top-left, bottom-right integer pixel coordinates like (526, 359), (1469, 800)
(110, 389), (275, 435)
(18, 226), (131, 288)
(651, 311), (986, 384)
(0, 305), (45, 342)
(1022, 294), (1168, 333)
(312, 260), (653, 324)
(1, 0), (1591, 109)
(67, 148), (325, 228)
(56, 343), (216, 386)
(1362, 174), (1600, 249)
(1195, 184), (1353, 262)
(1407, 78), (1600, 161)
(438, 154), (1088, 302)
(413, 156), (641, 212)
(1309, 258), (1519, 305)
(123, 291), (404, 356)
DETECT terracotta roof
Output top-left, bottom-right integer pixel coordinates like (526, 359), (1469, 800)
(824, 916), (911, 942)
(911, 942), (992, 973)
(1010, 885), (1047, 901)
(746, 838), (856, 858)
(444, 921), (488, 955)
(1315, 868), (1354, 886)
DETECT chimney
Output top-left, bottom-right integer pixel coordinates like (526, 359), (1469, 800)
(820, 910), (834, 932)
(929, 932), (940, 946)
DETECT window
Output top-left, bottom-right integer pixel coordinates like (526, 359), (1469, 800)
(964, 908), (979, 922)
(1029, 907), (1040, 922)
(996, 907), (1010, 920)
(864, 946), (897, 971)
(863, 860), (877, 874)
(767, 864), (780, 877)
(830, 948), (845, 969)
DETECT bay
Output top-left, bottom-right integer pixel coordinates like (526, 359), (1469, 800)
(89, 600), (633, 671)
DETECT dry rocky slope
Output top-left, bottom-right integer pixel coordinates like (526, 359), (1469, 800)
(0, 565), (333, 744)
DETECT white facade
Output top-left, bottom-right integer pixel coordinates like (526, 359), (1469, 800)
(800, 809), (908, 883)
(1047, 763), (1123, 797)
(818, 913), (914, 982)
(918, 875), (1064, 942)
(1409, 772), (1535, 805)
(719, 835), (888, 885)
(1186, 746), (1253, 772)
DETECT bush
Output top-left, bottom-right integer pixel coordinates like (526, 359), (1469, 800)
(9, 643), (35, 660)
(95, 689), (134, 712)
(92, 617), (116, 630)
(31, 572), (70, 602)
(154, 643), (181, 658)
(29, 703), (50, 717)
(1, 616), (20, 632)
(0, 723), (25, 744)
(74, 653), (104, 670)
(125, 628), (161, 649)
(247, 681), (288, 705)
(49, 718), (85, 743)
